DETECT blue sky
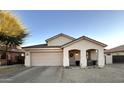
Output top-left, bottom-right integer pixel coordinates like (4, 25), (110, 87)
(13, 10), (124, 49)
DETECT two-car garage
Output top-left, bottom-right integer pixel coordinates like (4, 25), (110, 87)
(31, 52), (63, 66)
(112, 55), (124, 63)
(24, 47), (63, 67)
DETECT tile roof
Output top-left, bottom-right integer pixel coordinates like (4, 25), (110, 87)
(23, 34), (107, 49)
(105, 45), (124, 53)
(22, 44), (61, 48)
(62, 36), (107, 48)
(45, 33), (75, 42)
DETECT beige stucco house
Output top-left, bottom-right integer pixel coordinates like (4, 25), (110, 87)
(23, 33), (107, 68)
(105, 45), (124, 64)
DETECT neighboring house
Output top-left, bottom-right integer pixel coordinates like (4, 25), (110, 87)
(23, 33), (107, 68)
(0, 46), (25, 65)
(105, 45), (124, 64)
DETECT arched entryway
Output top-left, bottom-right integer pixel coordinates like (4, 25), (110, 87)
(86, 49), (98, 66)
(69, 49), (80, 66)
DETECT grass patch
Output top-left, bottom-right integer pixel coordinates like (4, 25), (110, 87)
(0, 67), (18, 74)
(0, 65), (27, 75)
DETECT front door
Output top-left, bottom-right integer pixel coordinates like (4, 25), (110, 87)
(69, 50), (80, 66)
(69, 52), (75, 66)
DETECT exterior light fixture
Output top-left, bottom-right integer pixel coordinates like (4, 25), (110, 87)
(75, 53), (79, 56)
(21, 53), (25, 56)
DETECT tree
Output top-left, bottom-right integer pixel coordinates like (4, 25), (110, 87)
(0, 11), (26, 37)
(0, 11), (28, 59)
(0, 11), (27, 48)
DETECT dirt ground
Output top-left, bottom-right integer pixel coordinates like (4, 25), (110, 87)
(0, 64), (124, 83)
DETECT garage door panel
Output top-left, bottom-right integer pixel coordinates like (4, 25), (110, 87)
(113, 55), (124, 63)
(31, 52), (62, 66)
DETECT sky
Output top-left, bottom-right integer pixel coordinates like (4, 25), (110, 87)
(13, 10), (124, 49)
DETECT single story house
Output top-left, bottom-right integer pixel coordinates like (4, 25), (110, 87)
(105, 45), (124, 64)
(23, 33), (107, 68)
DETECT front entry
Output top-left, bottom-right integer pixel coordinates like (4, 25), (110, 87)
(86, 49), (98, 66)
(69, 50), (80, 66)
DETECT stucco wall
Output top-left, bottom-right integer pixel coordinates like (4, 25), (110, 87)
(63, 39), (105, 68)
(47, 36), (73, 46)
(105, 54), (112, 64)
(24, 39), (105, 67)
(105, 52), (124, 64)
(111, 52), (124, 55)
(25, 51), (31, 67)
(90, 51), (97, 60)
(25, 48), (63, 66)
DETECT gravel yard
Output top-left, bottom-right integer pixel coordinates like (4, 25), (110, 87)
(0, 65), (29, 79)
(0, 64), (124, 83)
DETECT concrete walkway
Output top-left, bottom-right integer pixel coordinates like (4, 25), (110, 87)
(1, 64), (124, 83)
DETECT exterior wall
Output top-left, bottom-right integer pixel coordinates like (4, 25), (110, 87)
(90, 51), (97, 60)
(105, 52), (124, 64)
(25, 51), (31, 67)
(98, 49), (105, 67)
(69, 50), (80, 66)
(63, 39), (105, 68)
(25, 48), (63, 66)
(75, 53), (80, 61)
(31, 52), (62, 66)
(47, 36), (73, 46)
(112, 52), (124, 55)
(105, 54), (112, 64)
(24, 39), (105, 68)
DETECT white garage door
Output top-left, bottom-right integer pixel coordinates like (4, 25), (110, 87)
(31, 52), (62, 66)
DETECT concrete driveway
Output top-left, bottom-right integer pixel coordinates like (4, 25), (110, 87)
(1, 64), (124, 83)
